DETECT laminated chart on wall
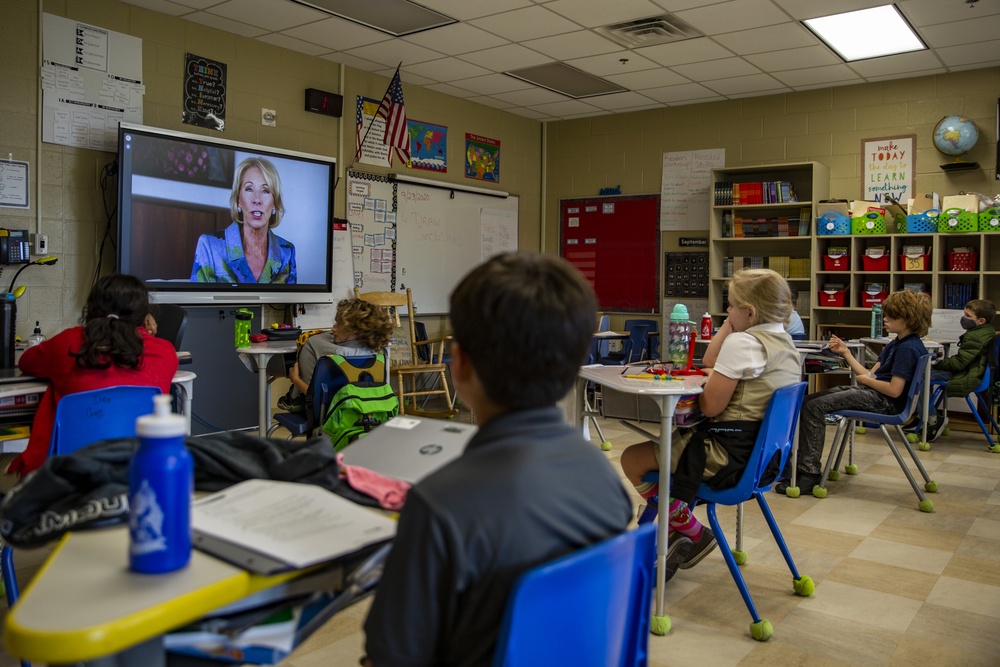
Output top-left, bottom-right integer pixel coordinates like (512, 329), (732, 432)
(346, 171), (397, 294)
(559, 195), (660, 313)
(41, 13), (144, 152)
(661, 149), (725, 231)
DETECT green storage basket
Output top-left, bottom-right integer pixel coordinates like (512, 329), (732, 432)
(980, 206), (1000, 232)
(938, 208), (978, 233)
(851, 212), (887, 234)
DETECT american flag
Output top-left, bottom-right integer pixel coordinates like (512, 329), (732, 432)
(377, 67), (410, 166)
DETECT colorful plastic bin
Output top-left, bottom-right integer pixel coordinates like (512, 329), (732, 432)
(822, 251), (850, 271)
(862, 249), (889, 271)
(906, 210), (939, 233)
(980, 207), (1000, 232)
(948, 251), (978, 271)
(818, 289), (847, 307)
(817, 212), (850, 236)
(860, 290), (888, 307)
(851, 212), (887, 234)
(899, 252), (931, 271)
(938, 208), (978, 233)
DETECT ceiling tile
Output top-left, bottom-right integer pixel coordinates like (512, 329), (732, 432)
(671, 57), (763, 81)
(847, 50), (945, 78)
(183, 11), (268, 37)
(153, 0), (218, 9)
(466, 95), (517, 109)
(900, 0), (1000, 27)
(491, 87), (569, 106)
(469, 6), (581, 41)
(770, 0), (887, 21)
(413, 0), (532, 22)
(522, 31), (624, 61)
(423, 82), (478, 98)
(566, 52), (661, 77)
(702, 72), (787, 95)
(603, 68), (689, 90)
(505, 107), (555, 120)
(320, 51), (385, 73)
(641, 81), (722, 103)
(920, 15), (1000, 48)
(770, 64), (863, 87)
(460, 44), (552, 71)
(864, 68), (946, 82)
(544, 0), (669, 28)
(745, 46), (842, 72)
(402, 23), (509, 55)
(207, 0), (327, 31)
(935, 41), (1000, 68)
(120, 0), (194, 16)
(528, 99), (604, 116)
(403, 58), (493, 82)
(634, 37), (734, 67)
(713, 23), (817, 55)
(449, 73), (533, 95)
(675, 0), (793, 36)
(583, 90), (664, 110)
(257, 33), (332, 56)
(343, 38), (445, 68)
(282, 16), (389, 51)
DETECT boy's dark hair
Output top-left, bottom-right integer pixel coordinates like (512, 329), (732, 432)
(966, 299), (997, 323)
(75, 274), (151, 370)
(450, 252), (596, 410)
(882, 289), (931, 338)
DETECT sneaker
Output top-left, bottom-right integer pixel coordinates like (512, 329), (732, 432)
(277, 392), (305, 413)
(774, 472), (822, 495)
(679, 526), (717, 569)
(661, 535), (693, 583)
(926, 413), (949, 442)
(824, 414), (844, 425)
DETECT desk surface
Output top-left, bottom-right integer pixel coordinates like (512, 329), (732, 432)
(579, 364), (704, 396)
(3, 526), (311, 664)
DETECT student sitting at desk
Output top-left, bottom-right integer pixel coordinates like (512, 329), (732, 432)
(278, 298), (394, 413)
(362, 252), (632, 667)
(925, 298), (997, 441)
(7, 274), (178, 477)
(620, 269), (800, 580)
(775, 289), (931, 495)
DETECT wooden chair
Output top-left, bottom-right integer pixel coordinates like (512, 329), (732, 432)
(354, 287), (458, 419)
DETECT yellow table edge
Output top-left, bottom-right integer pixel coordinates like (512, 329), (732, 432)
(3, 534), (303, 663)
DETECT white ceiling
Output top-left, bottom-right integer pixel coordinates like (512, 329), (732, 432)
(119, 0), (1000, 121)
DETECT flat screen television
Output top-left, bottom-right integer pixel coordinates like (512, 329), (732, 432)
(117, 122), (336, 304)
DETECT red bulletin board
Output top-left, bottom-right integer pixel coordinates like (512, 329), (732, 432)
(559, 195), (660, 313)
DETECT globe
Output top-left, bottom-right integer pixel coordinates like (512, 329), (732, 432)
(933, 115), (979, 157)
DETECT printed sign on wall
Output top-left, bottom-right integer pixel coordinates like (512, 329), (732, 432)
(183, 53), (227, 131)
(862, 135), (914, 205)
(465, 133), (500, 182)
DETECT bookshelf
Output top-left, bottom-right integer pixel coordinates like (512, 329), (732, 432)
(709, 162), (830, 334)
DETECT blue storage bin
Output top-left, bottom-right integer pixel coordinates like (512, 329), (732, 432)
(817, 212), (850, 235)
(906, 209), (939, 233)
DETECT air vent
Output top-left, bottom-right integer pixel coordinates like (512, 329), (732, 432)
(597, 14), (702, 48)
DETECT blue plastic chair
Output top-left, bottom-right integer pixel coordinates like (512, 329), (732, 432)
(269, 354), (383, 439)
(599, 324), (651, 365)
(625, 319), (659, 359)
(492, 523), (655, 667)
(927, 337), (1000, 452)
(818, 354), (938, 511)
(2, 385), (161, 667)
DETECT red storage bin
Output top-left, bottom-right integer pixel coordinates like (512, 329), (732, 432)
(823, 253), (850, 271)
(818, 289), (847, 307)
(862, 253), (889, 271)
(899, 253), (930, 271)
(948, 251), (978, 271)
(860, 290), (888, 307)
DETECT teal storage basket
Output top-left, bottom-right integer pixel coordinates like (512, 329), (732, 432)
(851, 212), (887, 234)
(817, 212), (850, 235)
(938, 208), (978, 233)
(906, 210), (939, 233)
(980, 207), (1000, 232)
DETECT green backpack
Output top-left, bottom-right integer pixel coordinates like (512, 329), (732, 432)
(320, 353), (399, 451)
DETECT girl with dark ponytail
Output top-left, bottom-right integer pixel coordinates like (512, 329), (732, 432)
(8, 274), (178, 477)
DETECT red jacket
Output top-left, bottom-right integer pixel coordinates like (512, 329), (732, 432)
(9, 326), (178, 476)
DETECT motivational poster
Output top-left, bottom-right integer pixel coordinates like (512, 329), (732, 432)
(183, 53), (227, 131)
(862, 135), (914, 205)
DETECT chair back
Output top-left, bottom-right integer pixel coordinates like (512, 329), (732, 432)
(492, 523), (655, 667)
(354, 287), (417, 366)
(622, 324), (651, 363)
(624, 318), (658, 333)
(896, 354), (933, 422)
(790, 333), (807, 341)
(154, 303), (189, 351)
(697, 382), (807, 505)
(49, 385), (162, 456)
(307, 353), (384, 428)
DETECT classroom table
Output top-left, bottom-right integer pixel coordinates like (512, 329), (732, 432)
(236, 340), (298, 437)
(574, 364), (705, 634)
(591, 330), (660, 363)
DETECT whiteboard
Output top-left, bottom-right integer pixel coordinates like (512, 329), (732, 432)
(347, 171), (518, 314)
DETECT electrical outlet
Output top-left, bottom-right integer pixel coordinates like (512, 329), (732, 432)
(32, 234), (48, 255)
(261, 108), (277, 127)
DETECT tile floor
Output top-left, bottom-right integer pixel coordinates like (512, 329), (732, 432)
(2, 410), (999, 666)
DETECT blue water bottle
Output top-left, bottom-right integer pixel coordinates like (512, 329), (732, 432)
(129, 394), (192, 574)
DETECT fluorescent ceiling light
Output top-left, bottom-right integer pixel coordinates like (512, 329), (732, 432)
(803, 5), (925, 62)
(292, 0), (455, 37)
(505, 63), (626, 99)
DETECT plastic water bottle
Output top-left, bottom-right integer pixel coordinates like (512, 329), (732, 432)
(233, 308), (253, 348)
(668, 304), (692, 366)
(27, 322), (45, 347)
(870, 303), (883, 339)
(700, 313), (713, 341)
(129, 394), (192, 574)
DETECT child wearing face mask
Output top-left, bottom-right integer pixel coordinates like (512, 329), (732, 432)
(925, 299), (997, 442)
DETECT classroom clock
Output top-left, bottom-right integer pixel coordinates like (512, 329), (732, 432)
(304, 88), (343, 118)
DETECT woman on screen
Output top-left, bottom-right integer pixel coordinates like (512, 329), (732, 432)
(190, 157), (297, 284)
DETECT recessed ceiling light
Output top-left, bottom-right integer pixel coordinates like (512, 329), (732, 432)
(803, 4), (925, 62)
(292, 0), (455, 37)
(505, 63), (626, 99)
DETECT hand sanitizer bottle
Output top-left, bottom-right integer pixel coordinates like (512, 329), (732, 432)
(27, 322), (45, 348)
(129, 394), (192, 574)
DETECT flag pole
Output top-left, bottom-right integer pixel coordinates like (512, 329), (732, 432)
(351, 63), (402, 168)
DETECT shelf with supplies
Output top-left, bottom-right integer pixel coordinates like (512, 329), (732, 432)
(709, 162), (830, 333)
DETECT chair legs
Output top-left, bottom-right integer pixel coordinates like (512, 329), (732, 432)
(817, 419), (937, 512)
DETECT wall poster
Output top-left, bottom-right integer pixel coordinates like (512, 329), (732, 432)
(861, 134), (914, 205)
(183, 53), (227, 131)
(407, 120), (447, 173)
(465, 133), (500, 182)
